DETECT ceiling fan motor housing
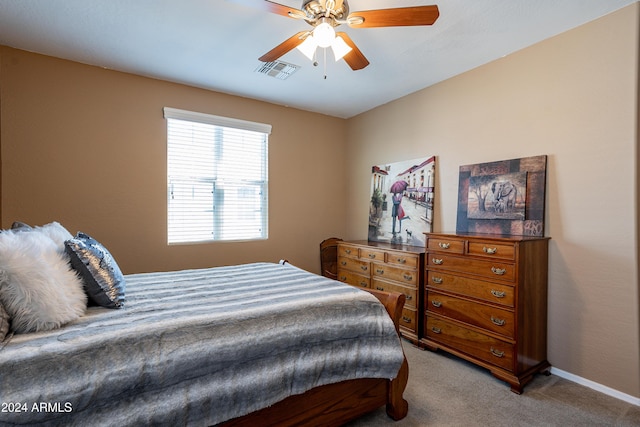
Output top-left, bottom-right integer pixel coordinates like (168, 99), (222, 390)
(302, 0), (349, 24)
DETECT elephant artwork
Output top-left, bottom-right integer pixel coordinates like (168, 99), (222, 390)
(466, 171), (527, 220)
(458, 155), (546, 236)
(486, 175), (526, 220)
(491, 181), (517, 212)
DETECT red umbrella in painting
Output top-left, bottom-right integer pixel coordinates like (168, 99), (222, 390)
(390, 180), (408, 194)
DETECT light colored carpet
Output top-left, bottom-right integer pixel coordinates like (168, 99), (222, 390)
(346, 341), (640, 426)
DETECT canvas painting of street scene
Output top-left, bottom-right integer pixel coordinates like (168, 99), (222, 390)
(369, 156), (435, 247)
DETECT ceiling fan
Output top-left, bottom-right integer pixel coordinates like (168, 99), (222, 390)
(232, 0), (439, 70)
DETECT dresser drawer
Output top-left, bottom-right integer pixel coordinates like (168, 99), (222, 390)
(386, 251), (419, 269)
(372, 263), (418, 286)
(360, 247), (385, 262)
(427, 236), (465, 254)
(426, 271), (515, 307)
(427, 291), (515, 338)
(400, 307), (417, 333)
(337, 270), (370, 288)
(336, 241), (425, 346)
(338, 256), (370, 275)
(372, 278), (417, 309)
(338, 244), (359, 258)
(426, 316), (514, 371)
(427, 254), (515, 282)
(467, 241), (516, 260)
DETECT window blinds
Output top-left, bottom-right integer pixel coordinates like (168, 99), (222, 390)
(164, 107), (270, 244)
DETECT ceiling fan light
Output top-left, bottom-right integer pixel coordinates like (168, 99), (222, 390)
(331, 35), (352, 61)
(297, 35), (318, 60)
(313, 22), (335, 48)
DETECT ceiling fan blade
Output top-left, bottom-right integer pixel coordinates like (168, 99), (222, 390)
(259, 31), (308, 62)
(336, 32), (369, 70)
(348, 5), (439, 28)
(227, 0), (306, 19)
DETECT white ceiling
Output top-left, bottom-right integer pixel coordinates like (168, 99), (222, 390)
(0, 0), (635, 118)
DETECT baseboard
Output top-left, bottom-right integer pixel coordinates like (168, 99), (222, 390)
(550, 367), (640, 406)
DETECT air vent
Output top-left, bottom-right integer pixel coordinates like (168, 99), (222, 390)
(255, 60), (300, 80)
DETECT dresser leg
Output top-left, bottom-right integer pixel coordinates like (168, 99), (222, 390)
(493, 361), (551, 394)
(421, 341), (439, 352)
(509, 382), (524, 395)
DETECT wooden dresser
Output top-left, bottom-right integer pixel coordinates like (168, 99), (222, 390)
(337, 240), (424, 344)
(422, 232), (550, 393)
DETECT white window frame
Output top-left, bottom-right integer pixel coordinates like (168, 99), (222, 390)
(163, 107), (271, 244)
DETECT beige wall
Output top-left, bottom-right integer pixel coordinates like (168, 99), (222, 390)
(0, 3), (638, 401)
(346, 4), (640, 398)
(0, 46), (347, 274)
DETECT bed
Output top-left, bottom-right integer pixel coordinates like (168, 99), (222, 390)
(0, 258), (408, 426)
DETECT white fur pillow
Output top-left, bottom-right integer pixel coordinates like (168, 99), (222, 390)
(0, 229), (87, 333)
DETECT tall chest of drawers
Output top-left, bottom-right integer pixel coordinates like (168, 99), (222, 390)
(422, 232), (550, 393)
(337, 240), (424, 344)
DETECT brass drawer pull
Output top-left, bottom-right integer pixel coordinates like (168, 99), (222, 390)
(339, 276), (347, 281)
(402, 317), (412, 324)
(483, 246), (497, 254)
(359, 281), (368, 287)
(376, 286), (384, 291)
(491, 316), (506, 326)
(490, 347), (505, 358)
(361, 265), (368, 271)
(345, 249), (352, 254)
(491, 267), (506, 275)
(431, 326), (442, 334)
(403, 273), (413, 281)
(396, 258), (407, 264)
(432, 277), (443, 284)
(432, 258), (444, 265)
(340, 260), (347, 266)
(368, 253), (376, 259)
(405, 294), (413, 301)
(439, 242), (450, 249)
(431, 300), (442, 308)
(376, 268), (384, 274)
(491, 289), (506, 298)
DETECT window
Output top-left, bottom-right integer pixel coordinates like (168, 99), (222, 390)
(163, 107), (270, 244)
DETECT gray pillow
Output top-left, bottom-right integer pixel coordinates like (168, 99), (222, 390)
(0, 300), (10, 342)
(65, 233), (126, 309)
(10, 221), (32, 231)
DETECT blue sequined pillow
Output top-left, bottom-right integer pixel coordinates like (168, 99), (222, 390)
(65, 233), (126, 309)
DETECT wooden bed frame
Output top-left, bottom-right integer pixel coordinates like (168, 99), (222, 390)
(220, 288), (409, 426)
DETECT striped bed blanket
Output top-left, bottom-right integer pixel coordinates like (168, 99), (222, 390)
(0, 262), (404, 426)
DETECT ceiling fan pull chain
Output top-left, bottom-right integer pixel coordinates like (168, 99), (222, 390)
(324, 48), (327, 79)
